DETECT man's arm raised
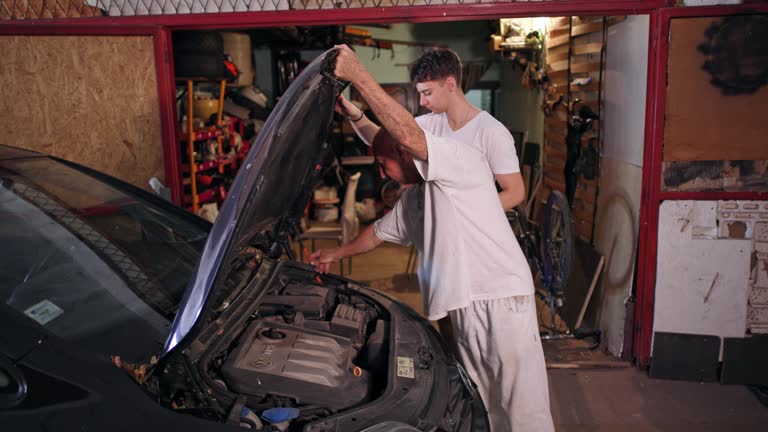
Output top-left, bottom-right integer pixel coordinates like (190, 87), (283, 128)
(335, 94), (380, 146)
(333, 45), (428, 161)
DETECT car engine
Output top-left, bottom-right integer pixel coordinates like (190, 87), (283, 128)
(220, 282), (384, 412)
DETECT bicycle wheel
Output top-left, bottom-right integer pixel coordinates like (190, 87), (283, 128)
(508, 207), (541, 278)
(543, 190), (573, 293)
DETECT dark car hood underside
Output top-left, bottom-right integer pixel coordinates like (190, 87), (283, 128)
(165, 49), (346, 354)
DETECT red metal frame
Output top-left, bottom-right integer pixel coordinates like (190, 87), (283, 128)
(1, 1), (667, 29)
(633, 3), (768, 368)
(0, 24), (181, 204)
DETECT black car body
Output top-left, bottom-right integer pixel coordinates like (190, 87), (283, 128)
(0, 49), (487, 432)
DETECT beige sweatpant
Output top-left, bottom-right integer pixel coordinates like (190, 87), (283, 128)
(448, 296), (554, 432)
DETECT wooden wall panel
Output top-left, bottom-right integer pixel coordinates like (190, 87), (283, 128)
(664, 17), (768, 161)
(0, 35), (163, 190)
(545, 16), (605, 242)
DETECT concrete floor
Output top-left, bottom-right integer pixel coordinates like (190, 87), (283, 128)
(305, 238), (768, 431)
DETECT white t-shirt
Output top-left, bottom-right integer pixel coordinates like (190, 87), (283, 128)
(415, 111), (520, 175)
(374, 132), (534, 321)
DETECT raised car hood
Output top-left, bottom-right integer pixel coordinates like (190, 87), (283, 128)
(164, 49), (345, 354)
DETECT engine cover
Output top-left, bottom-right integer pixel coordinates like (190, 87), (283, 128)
(222, 321), (370, 410)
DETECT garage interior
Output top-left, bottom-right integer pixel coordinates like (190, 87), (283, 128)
(165, 16), (639, 366)
(2, 2), (768, 431)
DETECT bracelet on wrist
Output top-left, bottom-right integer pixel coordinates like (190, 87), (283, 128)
(348, 112), (364, 122)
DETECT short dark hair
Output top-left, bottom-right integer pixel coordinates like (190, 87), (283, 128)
(410, 49), (463, 85)
(372, 128), (401, 159)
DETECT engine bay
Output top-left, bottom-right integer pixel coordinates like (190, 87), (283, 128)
(222, 283), (377, 411)
(200, 262), (391, 430)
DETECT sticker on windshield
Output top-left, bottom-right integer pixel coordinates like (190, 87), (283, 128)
(24, 300), (64, 325)
(396, 356), (415, 379)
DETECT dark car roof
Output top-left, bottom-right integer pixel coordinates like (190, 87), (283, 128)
(0, 145), (46, 161)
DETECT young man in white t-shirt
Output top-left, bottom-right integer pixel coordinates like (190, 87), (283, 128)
(311, 45), (554, 432)
(337, 48), (525, 211)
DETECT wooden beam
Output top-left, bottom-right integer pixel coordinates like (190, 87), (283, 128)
(544, 130), (566, 144)
(574, 217), (593, 241)
(548, 69), (569, 82)
(572, 200), (595, 223)
(548, 50), (570, 63)
(544, 172), (566, 188)
(570, 82), (600, 93)
(546, 33), (570, 49)
(544, 177), (566, 194)
(571, 62), (602, 74)
(545, 117), (567, 132)
(574, 185), (596, 206)
(573, 42), (603, 56)
(549, 60), (569, 72)
(544, 145), (567, 162)
(575, 255), (606, 330)
(549, 17), (570, 28)
(548, 25), (570, 38)
(572, 22), (604, 38)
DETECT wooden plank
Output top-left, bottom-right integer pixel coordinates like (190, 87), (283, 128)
(570, 82), (601, 93)
(548, 26), (570, 39)
(549, 74), (569, 86)
(545, 146), (567, 162)
(545, 126), (567, 139)
(571, 62), (602, 74)
(572, 22), (604, 38)
(572, 200), (595, 224)
(549, 84), (569, 95)
(546, 140), (568, 156)
(575, 255), (606, 330)
(546, 163), (566, 179)
(548, 44), (569, 57)
(574, 217), (593, 241)
(550, 17), (570, 28)
(545, 117), (567, 129)
(544, 172), (566, 189)
(571, 16), (602, 26)
(575, 186), (596, 206)
(547, 51), (570, 63)
(547, 359), (629, 369)
(546, 33), (570, 49)
(544, 177), (566, 194)
(544, 130), (566, 145)
(545, 146), (567, 163)
(544, 120), (567, 135)
(549, 60), (569, 72)
(573, 42), (603, 56)
(548, 69), (568, 82)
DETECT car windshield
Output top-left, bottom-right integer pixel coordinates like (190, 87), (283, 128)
(0, 156), (208, 363)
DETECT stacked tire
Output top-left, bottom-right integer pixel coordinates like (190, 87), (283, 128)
(172, 31), (227, 79)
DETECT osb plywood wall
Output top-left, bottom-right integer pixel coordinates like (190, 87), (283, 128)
(664, 17), (768, 162)
(0, 35), (163, 190)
